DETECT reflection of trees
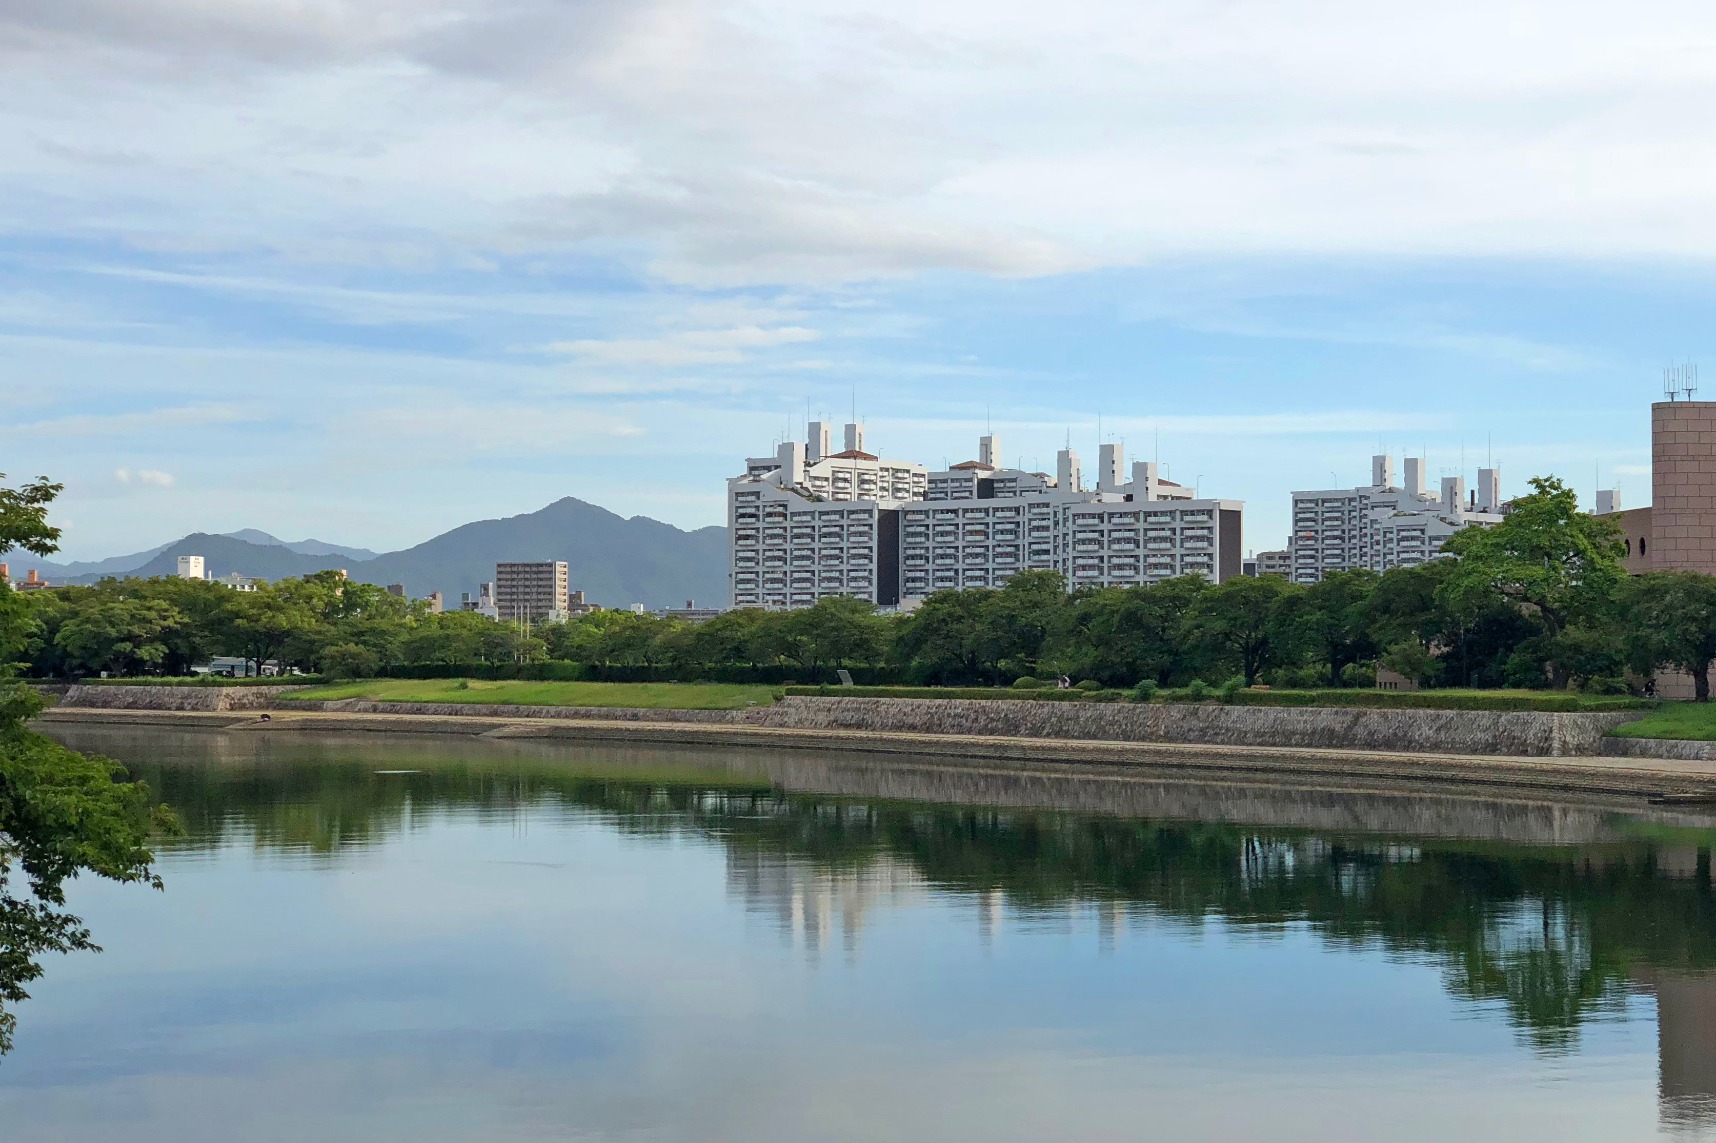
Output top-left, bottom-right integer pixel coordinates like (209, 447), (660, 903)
(132, 752), (1716, 1050)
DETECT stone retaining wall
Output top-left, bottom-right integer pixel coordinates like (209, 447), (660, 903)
(43, 687), (1648, 757)
(55, 684), (307, 712)
(1600, 736), (1716, 761)
(756, 697), (1643, 757)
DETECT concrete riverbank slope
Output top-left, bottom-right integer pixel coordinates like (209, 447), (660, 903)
(47, 686), (1643, 758)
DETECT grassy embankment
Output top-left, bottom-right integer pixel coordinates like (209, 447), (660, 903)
(1607, 703), (1716, 741)
(282, 678), (780, 710)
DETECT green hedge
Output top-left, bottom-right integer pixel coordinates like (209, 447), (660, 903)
(783, 685), (1129, 702)
(1219, 689), (1656, 713)
(377, 662), (900, 685)
(783, 684), (1656, 713)
(68, 675), (326, 687)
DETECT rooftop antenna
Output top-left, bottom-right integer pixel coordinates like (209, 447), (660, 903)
(1665, 362), (1699, 402)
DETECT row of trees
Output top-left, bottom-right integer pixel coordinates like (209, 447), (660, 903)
(14, 476), (1716, 696)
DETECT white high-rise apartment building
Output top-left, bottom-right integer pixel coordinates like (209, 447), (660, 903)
(176, 555), (206, 580)
(1288, 455), (1506, 584)
(728, 426), (1244, 609)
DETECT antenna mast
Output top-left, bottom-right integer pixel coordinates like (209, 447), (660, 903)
(1665, 362), (1700, 402)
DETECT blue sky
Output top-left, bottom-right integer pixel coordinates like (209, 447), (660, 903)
(4, 0), (1711, 560)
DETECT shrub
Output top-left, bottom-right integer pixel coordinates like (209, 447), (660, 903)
(1265, 665), (1327, 690)
(319, 643), (379, 681)
(1183, 679), (1211, 701)
(1074, 679), (1103, 692)
(1130, 679), (1159, 703)
(1011, 676), (1044, 690)
(1217, 675), (1246, 702)
(1577, 675), (1629, 696)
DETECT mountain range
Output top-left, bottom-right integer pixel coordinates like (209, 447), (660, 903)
(19, 499), (729, 610)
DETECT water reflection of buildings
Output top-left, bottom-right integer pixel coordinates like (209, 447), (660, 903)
(725, 849), (927, 959)
(1633, 847), (1716, 1134)
(1636, 971), (1716, 1133)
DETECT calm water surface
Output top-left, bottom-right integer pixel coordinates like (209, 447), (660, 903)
(6, 725), (1716, 1142)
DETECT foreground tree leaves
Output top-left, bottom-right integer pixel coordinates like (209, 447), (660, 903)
(0, 474), (175, 1055)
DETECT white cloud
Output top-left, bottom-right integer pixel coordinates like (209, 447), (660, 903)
(9, 0), (1716, 284)
(548, 324), (820, 366)
(113, 467), (175, 487)
(13, 404), (253, 438)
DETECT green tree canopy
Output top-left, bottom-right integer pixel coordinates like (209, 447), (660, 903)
(1278, 569), (1379, 687)
(0, 476), (174, 1054)
(1624, 571), (1716, 701)
(1440, 475), (1624, 639)
(1191, 573), (1300, 685)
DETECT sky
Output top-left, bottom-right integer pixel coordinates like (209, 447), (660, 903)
(6, 0), (1716, 561)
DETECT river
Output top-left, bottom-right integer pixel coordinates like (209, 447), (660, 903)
(5, 724), (1716, 1141)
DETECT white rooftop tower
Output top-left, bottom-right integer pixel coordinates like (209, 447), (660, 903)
(1098, 442), (1124, 492)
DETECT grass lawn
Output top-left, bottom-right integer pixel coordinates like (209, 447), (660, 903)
(1606, 702), (1716, 740)
(283, 678), (780, 710)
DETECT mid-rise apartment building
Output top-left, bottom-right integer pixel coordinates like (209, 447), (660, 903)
(494, 561), (569, 622)
(1287, 455), (1506, 584)
(177, 555), (206, 580)
(729, 425), (1243, 609)
(1244, 550), (1291, 577)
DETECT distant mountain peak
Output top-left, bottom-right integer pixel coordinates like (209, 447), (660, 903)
(54, 496), (726, 609)
(221, 529), (376, 562)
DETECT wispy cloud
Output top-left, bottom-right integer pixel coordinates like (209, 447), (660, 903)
(7, 404), (254, 438)
(916, 410), (1454, 438)
(548, 324), (820, 366)
(114, 467), (175, 487)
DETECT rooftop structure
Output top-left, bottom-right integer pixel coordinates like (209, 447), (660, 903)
(659, 599), (725, 622)
(729, 424), (1244, 609)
